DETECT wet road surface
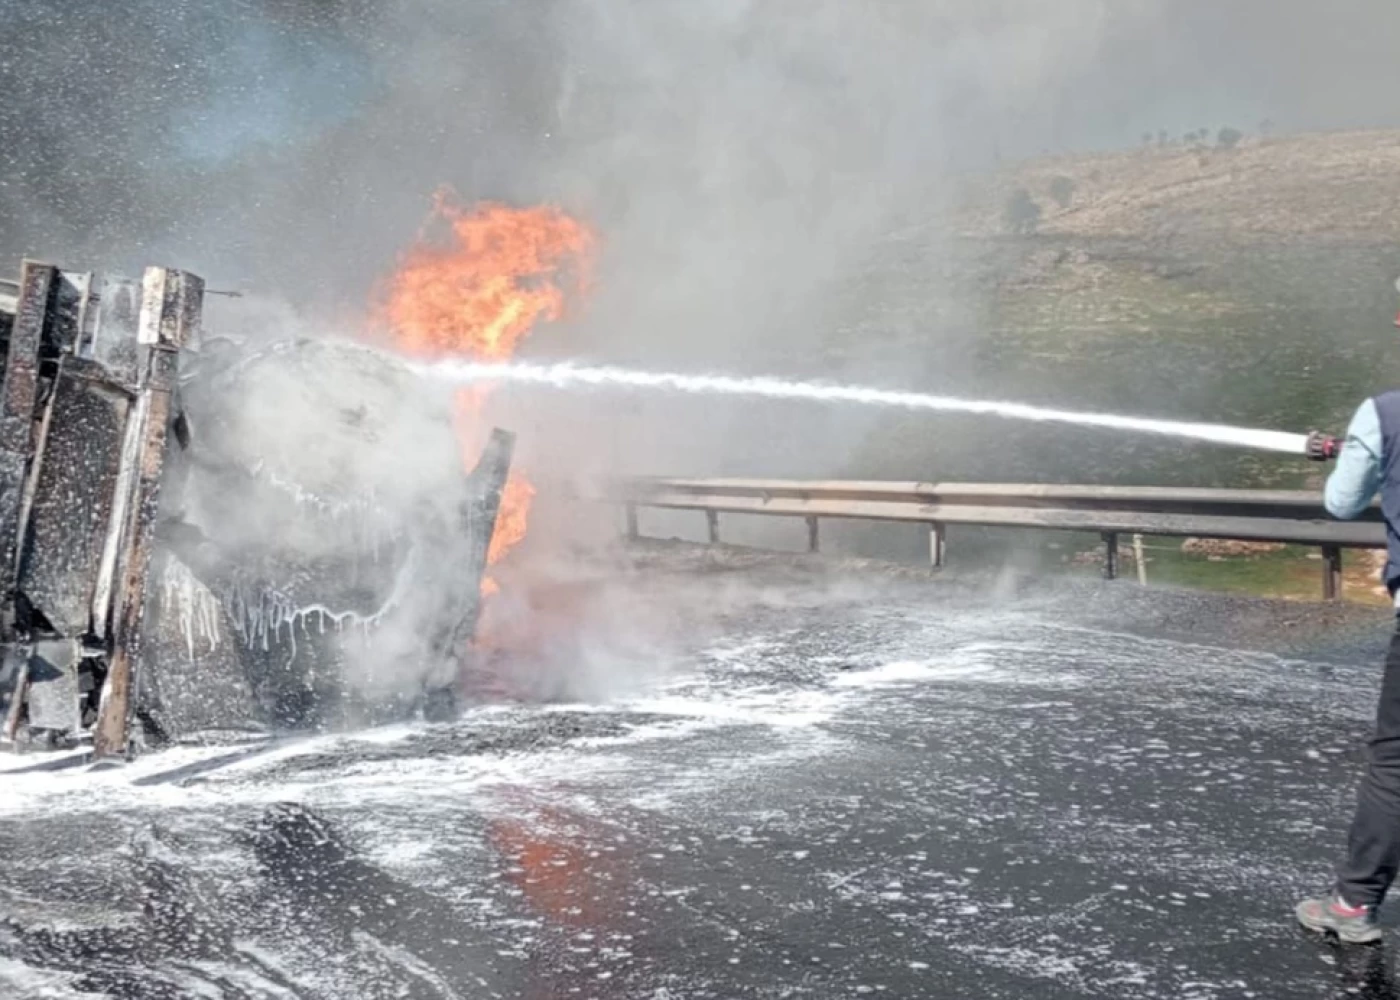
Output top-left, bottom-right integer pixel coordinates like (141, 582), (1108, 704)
(1, 545), (1397, 999)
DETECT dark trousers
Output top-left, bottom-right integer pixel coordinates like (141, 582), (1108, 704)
(1339, 625), (1400, 908)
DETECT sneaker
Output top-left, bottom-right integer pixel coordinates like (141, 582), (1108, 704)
(1296, 893), (1383, 944)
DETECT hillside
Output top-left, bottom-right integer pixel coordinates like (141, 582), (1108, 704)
(958, 129), (1400, 243)
(751, 131), (1400, 541)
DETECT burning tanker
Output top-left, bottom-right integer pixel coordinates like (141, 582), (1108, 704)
(0, 193), (595, 758)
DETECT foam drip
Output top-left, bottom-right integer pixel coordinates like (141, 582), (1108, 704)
(159, 558), (223, 660)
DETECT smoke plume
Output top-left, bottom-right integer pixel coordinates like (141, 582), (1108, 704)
(6, 0), (1400, 702)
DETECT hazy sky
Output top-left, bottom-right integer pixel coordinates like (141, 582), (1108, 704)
(3, 0), (1400, 298)
(4, 0), (1398, 576)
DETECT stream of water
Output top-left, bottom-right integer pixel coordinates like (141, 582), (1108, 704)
(407, 357), (1311, 454)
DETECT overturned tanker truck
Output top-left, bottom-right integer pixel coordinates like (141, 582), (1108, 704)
(0, 260), (512, 759)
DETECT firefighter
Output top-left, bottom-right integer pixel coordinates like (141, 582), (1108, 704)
(1296, 401), (1400, 943)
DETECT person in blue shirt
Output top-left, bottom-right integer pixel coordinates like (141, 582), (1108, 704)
(1298, 394), (1400, 943)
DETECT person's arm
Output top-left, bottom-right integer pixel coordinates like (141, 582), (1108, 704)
(1324, 399), (1383, 520)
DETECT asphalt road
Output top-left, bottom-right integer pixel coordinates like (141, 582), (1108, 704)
(1, 546), (1397, 999)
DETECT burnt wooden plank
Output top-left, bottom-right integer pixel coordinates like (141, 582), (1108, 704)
(49, 270), (92, 355)
(93, 268), (202, 759)
(15, 361), (133, 634)
(0, 643), (29, 741)
(91, 374), (148, 643)
(412, 426), (517, 717)
(436, 427), (514, 667)
(0, 262), (54, 611)
(0, 263), (53, 453)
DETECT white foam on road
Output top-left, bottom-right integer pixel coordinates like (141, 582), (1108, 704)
(830, 650), (1007, 688)
(1, 607), (1339, 1000)
(0, 619), (1109, 820)
(0, 747), (90, 775)
(0, 958), (104, 1000)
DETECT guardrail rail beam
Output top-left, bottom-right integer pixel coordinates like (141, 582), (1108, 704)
(611, 478), (1386, 602)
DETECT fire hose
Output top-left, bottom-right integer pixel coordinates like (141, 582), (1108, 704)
(1305, 431), (1342, 462)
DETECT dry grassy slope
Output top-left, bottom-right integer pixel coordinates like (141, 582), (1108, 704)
(811, 131), (1400, 596)
(957, 130), (1400, 242)
(815, 128), (1400, 507)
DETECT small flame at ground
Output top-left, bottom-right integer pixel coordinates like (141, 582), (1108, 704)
(377, 187), (594, 593)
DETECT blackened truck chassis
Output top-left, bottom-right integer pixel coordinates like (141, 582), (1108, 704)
(0, 261), (512, 759)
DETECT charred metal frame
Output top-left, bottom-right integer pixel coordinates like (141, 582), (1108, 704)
(0, 259), (516, 759)
(0, 261), (201, 757)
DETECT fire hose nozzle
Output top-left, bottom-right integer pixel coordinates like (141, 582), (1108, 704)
(1306, 431), (1342, 462)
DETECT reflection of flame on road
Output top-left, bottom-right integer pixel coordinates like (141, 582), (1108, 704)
(489, 804), (618, 933)
(492, 814), (604, 929)
(487, 802), (631, 1000)
(376, 187), (594, 594)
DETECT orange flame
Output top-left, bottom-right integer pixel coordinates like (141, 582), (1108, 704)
(381, 190), (593, 363)
(378, 188), (594, 592)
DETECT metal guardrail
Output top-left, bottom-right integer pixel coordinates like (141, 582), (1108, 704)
(618, 479), (1388, 601)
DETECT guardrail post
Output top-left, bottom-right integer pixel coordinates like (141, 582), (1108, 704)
(625, 503), (639, 541)
(1322, 545), (1343, 601)
(619, 479), (1384, 595)
(1102, 532), (1119, 580)
(929, 522), (947, 569)
(706, 509), (720, 544)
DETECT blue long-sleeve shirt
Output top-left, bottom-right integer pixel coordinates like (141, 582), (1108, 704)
(1325, 399), (1384, 520)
